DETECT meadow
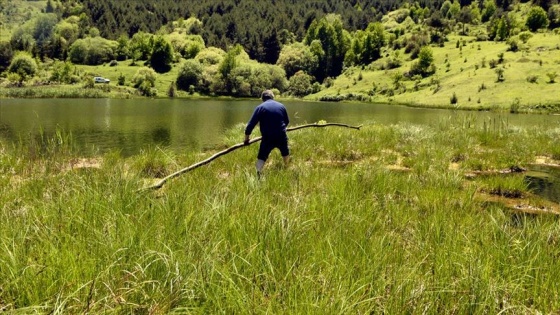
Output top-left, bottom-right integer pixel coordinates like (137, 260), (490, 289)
(313, 32), (560, 112)
(1, 116), (560, 313)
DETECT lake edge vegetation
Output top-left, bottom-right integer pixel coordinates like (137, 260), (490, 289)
(1, 117), (560, 313)
(0, 0), (559, 112)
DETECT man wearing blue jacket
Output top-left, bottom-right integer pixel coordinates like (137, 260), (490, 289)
(244, 90), (290, 176)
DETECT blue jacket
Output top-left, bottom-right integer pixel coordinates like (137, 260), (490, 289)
(245, 100), (289, 139)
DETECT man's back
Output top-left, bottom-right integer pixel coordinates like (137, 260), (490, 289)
(245, 100), (289, 138)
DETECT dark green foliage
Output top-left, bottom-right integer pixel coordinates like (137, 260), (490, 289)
(218, 45), (242, 94)
(49, 61), (76, 84)
(8, 52), (37, 81)
(408, 46), (436, 77)
(304, 14), (349, 82)
(68, 37), (118, 65)
(352, 22), (385, 66)
(129, 32), (153, 61)
(132, 67), (157, 96)
(549, 5), (560, 29)
(495, 66), (505, 82)
(118, 73), (126, 86)
(526, 6), (549, 31)
(176, 59), (204, 92)
(150, 36), (174, 73)
(450, 92), (458, 104)
(488, 13), (516, 41)
(288, 70), (314, 97)
(0, 41), (14, 73)
(45, 0), (55, 13)
(276, 42), (318, 78)
(482, 0), (497, 22)
(68, 0), (390, 63)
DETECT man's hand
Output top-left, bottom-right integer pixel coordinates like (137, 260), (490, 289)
(244, 135), (250, 145)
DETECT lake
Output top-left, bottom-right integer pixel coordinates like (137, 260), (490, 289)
(1, 98), (559, 156)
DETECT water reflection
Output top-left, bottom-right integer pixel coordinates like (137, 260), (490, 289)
(1, 98), (559, 156)
(151, 127), (171, 146)
(525, 165), (560, 204)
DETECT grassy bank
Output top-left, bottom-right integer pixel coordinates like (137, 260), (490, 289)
(309, 33), (560, 113)
(1, 118), (560, 313)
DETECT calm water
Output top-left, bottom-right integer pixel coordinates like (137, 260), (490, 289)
(1, 98), (559, 155)
(2, 98), (559, 202)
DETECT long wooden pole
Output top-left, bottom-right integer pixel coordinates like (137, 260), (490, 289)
(139, 122), (361, 191)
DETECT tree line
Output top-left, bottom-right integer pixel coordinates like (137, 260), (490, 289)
(1, 0), (559, 98)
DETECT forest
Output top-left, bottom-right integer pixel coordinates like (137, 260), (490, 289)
(1, 0), (559, 103)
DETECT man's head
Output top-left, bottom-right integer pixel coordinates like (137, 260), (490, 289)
(261, 89), (275, 101)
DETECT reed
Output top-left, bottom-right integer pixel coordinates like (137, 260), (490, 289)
(1, 117), (559, 313)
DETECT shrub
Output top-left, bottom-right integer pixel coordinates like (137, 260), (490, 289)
(546, 72), (557, 83)
(526, 75), (538, 83)
(478, 82), (486, 92)
(176, 59), (203, 91)
(132, 67), (157, 89)
(506, 38), (519, 52)
(408, 46), (435, 77)
(118, 73), (126, 86)
(150, 36), (174, 73)
(287, 70), (313, 97)
(68, 37), (118, 65)
(495, 67), (505, 82)
(109, 60), (118, 67)
(323, 77), (334, 88)
(82, 76), (94, 89)
(450, 92), (458, 104)
(518, 32), (533, 44)
(8, 52), (37, 81)
(526, 6), (549, 32)
(6, 72), (23, 87)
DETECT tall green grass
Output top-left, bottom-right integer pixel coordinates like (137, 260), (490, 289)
(1, 118), (559, 313)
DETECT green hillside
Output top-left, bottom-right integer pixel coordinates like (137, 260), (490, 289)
(0, 0), (47, 41)
(312, 33), (560, 110)
(1, 0), (559, 112)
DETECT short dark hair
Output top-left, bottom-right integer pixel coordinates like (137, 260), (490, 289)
(261, 89), (274, 101)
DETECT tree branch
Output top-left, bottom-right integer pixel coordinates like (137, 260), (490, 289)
(139, 122), (361, 191)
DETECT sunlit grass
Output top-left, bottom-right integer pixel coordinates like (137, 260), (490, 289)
(311, 32), (560, 111)
(1, 117), (559, 313)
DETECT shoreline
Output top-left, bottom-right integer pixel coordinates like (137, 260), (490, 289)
(2, 85), (559, 115)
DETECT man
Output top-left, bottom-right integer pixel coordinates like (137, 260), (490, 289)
(244, 90), (290, 176)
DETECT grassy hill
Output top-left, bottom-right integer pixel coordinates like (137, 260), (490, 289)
(309, 32), (560, 111)
(0, 0), (47, 41)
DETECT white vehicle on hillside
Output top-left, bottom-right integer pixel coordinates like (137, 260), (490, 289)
(94, 76), (110, 83)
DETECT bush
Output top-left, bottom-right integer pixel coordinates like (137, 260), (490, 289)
(132, 67), (157, 89)
(68, 37), (118, 65)
(118, 73), (126, 86)
(526, 6), (549, 32)
(506, 38), (519, 52)
(176, 59), (203, 91)
(526, 75), (538, 83)
(109, 60), (118, 67)
(546, 72), (557, 83)
(8, 52), (37, 81)
(450, 92), (458, 104)
(287, 70), (313, 97)
(82, 76), (94, 89)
